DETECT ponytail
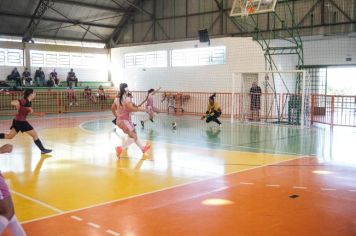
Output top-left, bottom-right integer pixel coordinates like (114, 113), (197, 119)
(118, 83), (128, 105)
(209, 93), (216, 102)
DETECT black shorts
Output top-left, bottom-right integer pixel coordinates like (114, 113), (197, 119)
(10, 119), (33, 133)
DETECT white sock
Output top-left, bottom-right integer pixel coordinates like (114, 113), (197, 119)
(135, 139), (144, 150)
(0, 215), (9, 234)
(8, 216), (26, 236)
(122, 138), (134, 149)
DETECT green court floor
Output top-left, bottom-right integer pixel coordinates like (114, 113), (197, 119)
(80, 114), (356, 163)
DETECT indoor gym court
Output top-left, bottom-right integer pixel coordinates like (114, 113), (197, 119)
(0, 0), (356, 235)
(0, 113), (355, 235)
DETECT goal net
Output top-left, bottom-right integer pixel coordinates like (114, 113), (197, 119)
(231, 70), (311, 127)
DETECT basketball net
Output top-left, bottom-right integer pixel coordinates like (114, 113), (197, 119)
(246, 0), (257, 14)
(233, 0), (257, 17)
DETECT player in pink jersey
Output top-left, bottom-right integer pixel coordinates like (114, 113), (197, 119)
(0, 89), (52, 154)
(112, 83), (150, 157)
(140, 88), (161, 128)
(0, 144), (26, 235)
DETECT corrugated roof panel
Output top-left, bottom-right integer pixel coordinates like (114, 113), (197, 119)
(0, 16), (30, 35)
(44, 5), (121, 26)
(0, 0), (137, 42)
(0, 0), (38, 15)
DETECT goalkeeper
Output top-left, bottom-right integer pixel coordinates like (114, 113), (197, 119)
(201, 93), (222, 128)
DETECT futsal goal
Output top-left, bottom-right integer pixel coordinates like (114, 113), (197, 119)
(231, 70), (311, 127)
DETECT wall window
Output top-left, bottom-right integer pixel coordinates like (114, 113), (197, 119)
(124, 51), (167, 68)
(0, 48), (23, 66)
(171, 46), (226, 67)
(30, 50), (107, 68)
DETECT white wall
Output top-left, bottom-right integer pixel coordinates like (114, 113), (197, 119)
(303, 36), (356, 65)
(0, 41), (109, 82)
(111, 35), (356, 93)
(111, 37), (266, 93)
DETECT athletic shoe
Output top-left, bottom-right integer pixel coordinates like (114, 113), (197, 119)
(219, 124), (222, 128)
(41, 149), (52, 154)
(140, 120), (144, 128)
(150, 118), (154, 122)
(112, 119), (116, 125)
(116, 146), (123, 157)
(142, 145), (151, 154)
(69, 102), (73, 106)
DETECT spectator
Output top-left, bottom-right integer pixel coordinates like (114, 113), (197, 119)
(34, 67), (45, 87)
(249, 82), (262, 121)
(67, 68), (78, 87)
(67, 83), (78, 106)
(6, 68), (21, 87)
(84, 86), (96, 103)
(46, 77), (55, 88)
(97, 85), (106, 102)
(49, 69), (59, 87)
(22, 68), (32, 86)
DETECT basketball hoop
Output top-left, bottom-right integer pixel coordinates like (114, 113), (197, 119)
(246, 7), (255, 14)
(230, 0), (278, 17)
(246, 0), (256, 14)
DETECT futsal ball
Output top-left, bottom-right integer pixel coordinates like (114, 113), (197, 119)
(172, 122), (177, 129)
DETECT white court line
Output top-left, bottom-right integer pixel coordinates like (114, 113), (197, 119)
(77, 116), (314, 158)
(321, 188), (336, 191)
(293, 186), (307, 189)
(240, 182), (254, 185)
(23, 156), (304, 224)
(10, 190), (63, 214)
(349, 190), (356, 192)
(149, 137), (309, 158)
(106, 229), (120, 236)
(87, 222), (101, 229)
(70, 216), (83, 221)
(266, 184), (280, 187)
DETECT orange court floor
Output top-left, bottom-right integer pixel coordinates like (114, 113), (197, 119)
(0, 112), (355, 236)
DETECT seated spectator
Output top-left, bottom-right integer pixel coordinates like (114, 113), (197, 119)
(34, 67), (45, 86)
(47, 77), (55, 87)
(67, 83), (78, 106)
(96, 85), (106, 101)
(84, 86), (97, 103)
(67, 68), (78, 87)
(6, 68), (21, 87)
(22, 68), (32, 86)
(50, 69), (59, 86)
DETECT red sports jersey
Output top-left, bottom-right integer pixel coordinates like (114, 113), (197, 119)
(15, 98), (31, 121)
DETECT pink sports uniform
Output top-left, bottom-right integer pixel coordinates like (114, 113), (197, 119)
(0, 173), (10, 200)
(115, 96), (135, 134)
(146, 95), (158, 114)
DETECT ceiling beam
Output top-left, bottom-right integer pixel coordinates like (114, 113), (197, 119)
(51, 0), (127, 13)
(0, 32), (104, 43)
(0, 11), (117, 29)
(106, 0), (142, 47)
(48, 6), (106, 40)
(23, 0), (52, 43)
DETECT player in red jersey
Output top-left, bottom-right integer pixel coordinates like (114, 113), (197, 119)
(0, 89), (52, 154)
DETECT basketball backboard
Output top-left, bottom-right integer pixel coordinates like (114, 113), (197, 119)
(230, 0), (278, 17)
